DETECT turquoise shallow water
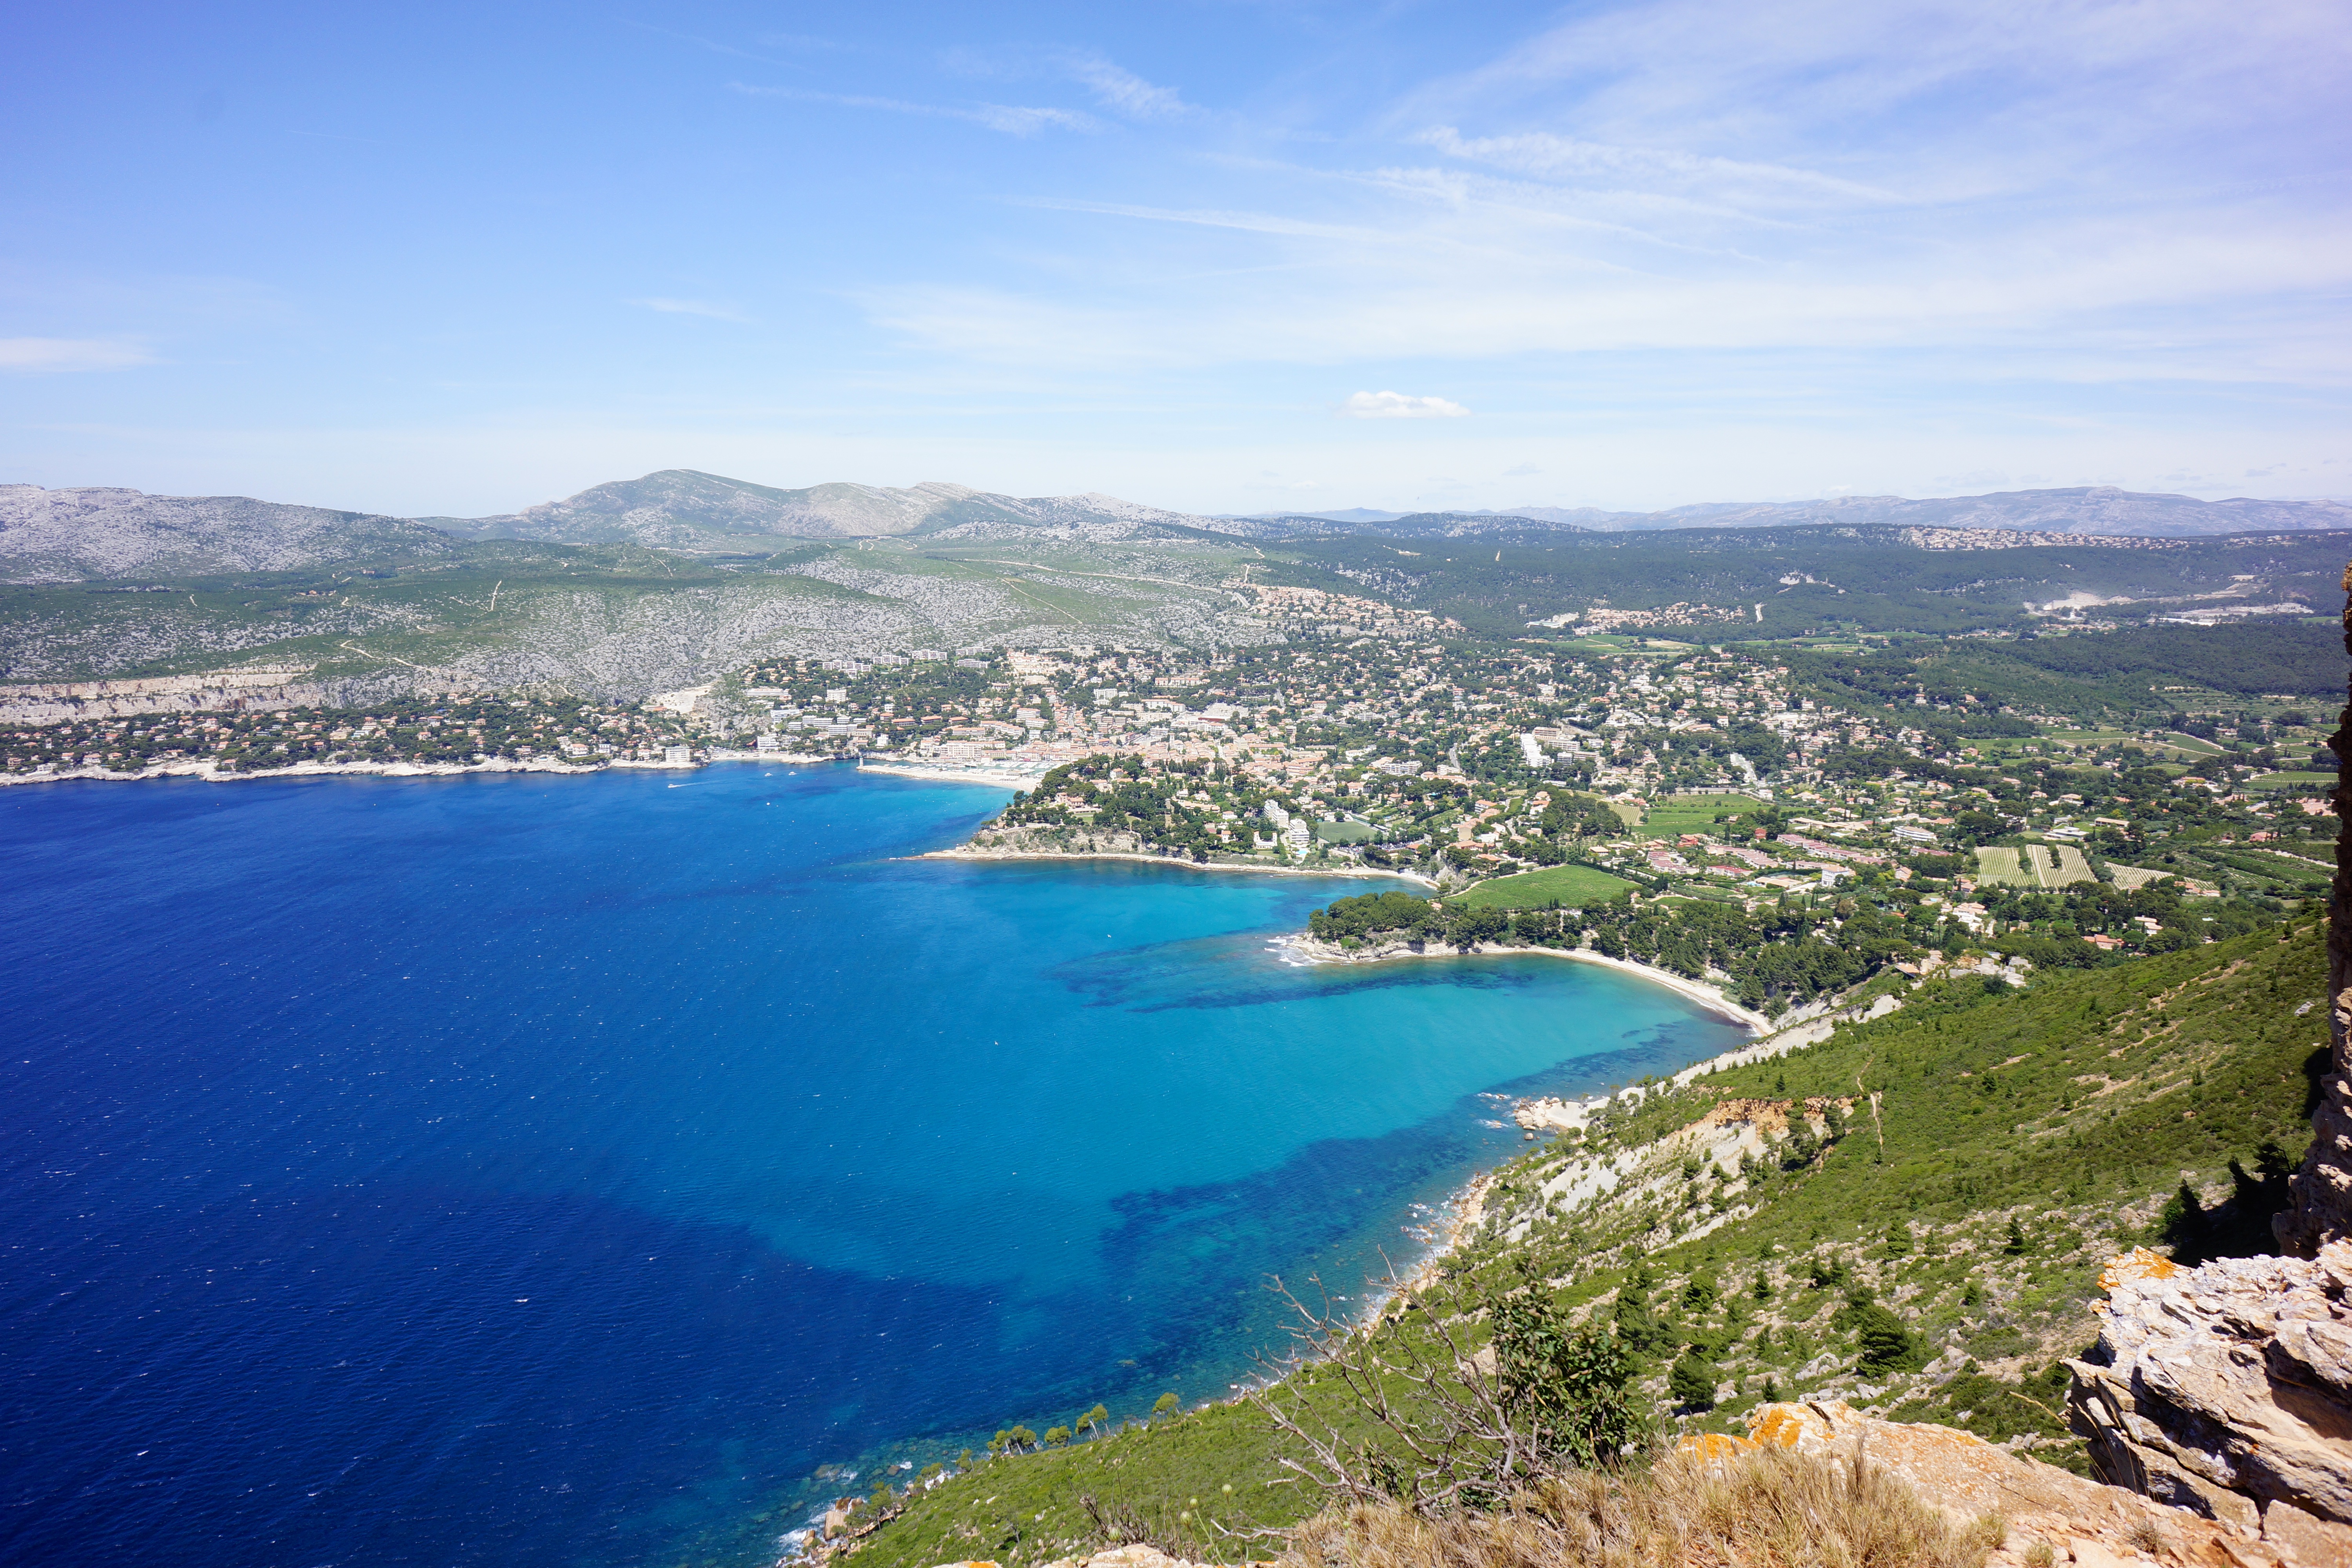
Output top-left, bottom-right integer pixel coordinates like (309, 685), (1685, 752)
(0, 763), (1746, 1567)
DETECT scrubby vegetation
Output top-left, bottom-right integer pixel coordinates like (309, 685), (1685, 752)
(1288, 1445), (2004, 1568)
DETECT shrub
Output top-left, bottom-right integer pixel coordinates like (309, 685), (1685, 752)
(1852, 1305), (1922, 1375)
(1256, 1269), (1654, 1512)
(1491, 1288), (1650, 1470)
(1668, 1352), (1720, 1412)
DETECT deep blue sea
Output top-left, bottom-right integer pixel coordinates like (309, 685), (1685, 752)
(0, 764), (1745, 1568)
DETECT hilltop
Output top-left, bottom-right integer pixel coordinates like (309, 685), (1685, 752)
(416, 472), (1227, 552)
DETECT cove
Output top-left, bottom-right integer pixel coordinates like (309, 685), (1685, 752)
(0, 764), (1747, 1568)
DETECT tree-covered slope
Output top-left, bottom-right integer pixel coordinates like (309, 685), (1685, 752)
(1254, 528), (2350, 641)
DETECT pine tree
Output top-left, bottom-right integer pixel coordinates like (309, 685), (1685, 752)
(1668, 1352), (1720, 1411)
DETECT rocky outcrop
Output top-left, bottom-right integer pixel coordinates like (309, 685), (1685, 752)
(1033, 1546), (1235, 1568)
(2065, 1245), (2352, 1552)
(1705, 1398), (2347, 1568)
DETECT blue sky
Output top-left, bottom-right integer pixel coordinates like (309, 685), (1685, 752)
(3, 1), (2346, 516)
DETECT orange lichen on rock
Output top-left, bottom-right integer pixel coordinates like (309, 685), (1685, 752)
(1748, 1400), (1826, 1451)
(1670, 1430), (1760, 1465)
(1729, 1401), (2311, 1567)
(2098, 1246), (2180, 1292)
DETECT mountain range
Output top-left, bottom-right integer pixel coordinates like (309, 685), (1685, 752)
(7, 472), (2351, 583)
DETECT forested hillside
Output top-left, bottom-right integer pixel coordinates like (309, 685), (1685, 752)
(1259, 528), (2349, 640)
(1781, 622), (2344, 717)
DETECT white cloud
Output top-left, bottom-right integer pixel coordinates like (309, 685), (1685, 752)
(1063, 56), (1192, 119)
(726, 82), (1097, 136)
(0, 337), (156, 372)
(1342, 391), (1470, 419)
(633, 298), (751, 322)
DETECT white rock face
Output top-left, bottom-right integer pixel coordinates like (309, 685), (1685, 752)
(0, 485), (450, 581)
(2067, 1244), (2352, 1530)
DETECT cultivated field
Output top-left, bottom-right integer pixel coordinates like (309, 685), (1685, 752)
(1453, 864), (1638, 909)
(1975, 842), (2096, 888)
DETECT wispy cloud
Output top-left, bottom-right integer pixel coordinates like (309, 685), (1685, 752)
(1414, 126), (1896, 204)
(856, 0), (2352, 403)
(0, 337), (156, 372)
(633, 298), (751, 323)
(1342, 391), (1470, 419)
(727, 82), (1097, 136)
(1062, 55), (1192, 120)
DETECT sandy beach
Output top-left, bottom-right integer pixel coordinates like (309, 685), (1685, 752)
(1277, 931), (1770, 1031)
(856, 759), (1045, 789)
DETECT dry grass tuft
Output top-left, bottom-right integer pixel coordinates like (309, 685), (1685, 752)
(1284, 1447), (2003, 1568)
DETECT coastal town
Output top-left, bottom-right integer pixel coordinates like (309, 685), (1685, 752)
(0, 580), (2329, 980)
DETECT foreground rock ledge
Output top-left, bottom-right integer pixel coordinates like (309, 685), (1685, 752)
(1681, 1399), (2344, 1568)
(2065, 1244), (2352, 1550)
(925, 1393), (2343, 1568)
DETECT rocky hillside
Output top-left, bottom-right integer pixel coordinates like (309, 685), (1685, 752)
(0, 473), (1254, 581)
(417, 471), (1236, 550)
(0, 484), (455, 583)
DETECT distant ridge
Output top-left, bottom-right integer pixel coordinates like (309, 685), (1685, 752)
(1238, 486), (2352, 539)
(8, 474), (2350, 582)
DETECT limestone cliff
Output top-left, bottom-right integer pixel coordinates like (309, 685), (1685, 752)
(2275, 559), (2352, 1256)
(2057, 560), (2352, 1551)
(2067, 1247), (2352, 1545)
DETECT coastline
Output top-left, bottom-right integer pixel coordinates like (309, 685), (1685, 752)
(0, 751), (866, 789)
(920, 841), (1438, 886)
(1278, 931), (1771, 1032)
(1392, 1170), (1494, 1299)
(0, 755), (634, 787)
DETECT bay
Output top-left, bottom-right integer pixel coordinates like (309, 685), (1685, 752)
(0, 764), (1746, 1567)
